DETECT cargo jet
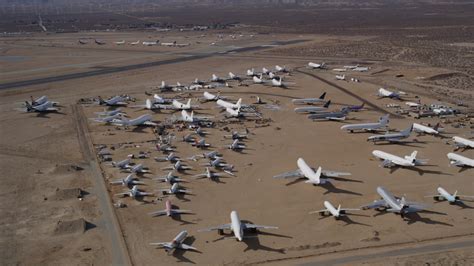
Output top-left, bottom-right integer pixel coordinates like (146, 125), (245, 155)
(425, 187), (474, 205)
(361, 186), (426, 217)
(452, 136), (474, 150)
(98, 95), (128, 106)
(150, 230), (197, 254)
(341, 114), (389, 133)
(309, 201), (361, 219)
(447, 153), (474, 168)
(292, 92), (327, 105)
(308, 62), (326, 69)
(149, 200), (192, 217)
(294, 100), (331, 113)
(198, 211), (278, 241)
(372, 150), (428, 168)
(24, 101), (58, 113)
(367, 125), (412, 143)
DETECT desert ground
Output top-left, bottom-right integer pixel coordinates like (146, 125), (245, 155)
(1, 4), (473, 265)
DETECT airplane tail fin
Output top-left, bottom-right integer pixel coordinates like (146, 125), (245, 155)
(319, 92), (327, 99)
(236, 98), (242, 108)
(186, 99), (191, 108)
(146, 99), (152, 110)
(400, 196), (406, 207)
(408, 151), (417, 163)
(453, 190), (458, 197)
(380, 114), (390, 124)
(161, 81), (165, 87)
(433, 122), (440, 131)
(337, 204), (341, 213)
(402, 125), (413, 135)
(190, 111), (194, 121)
(98, 96), (105, 105)
(360, 103), (365, 108)
(25, 101), (33, 111)
(323, 100), (331, 108)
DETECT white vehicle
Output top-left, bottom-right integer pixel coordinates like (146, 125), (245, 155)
(158, 183), (191, 195)
(149, 200), (192, 217)
(273, 158), (351, 185)
(372, 150), (427, 168)
(405, 100), (421, 108)
(447, 153), (474, 168)
(452, 136), (474, 150)
(24, 101), (59, 113)
(150, 230), (197, 254)
(109, 174), (144, 186)
(341, 114), (389, 133)
(227, 139), (246, 151)
(162, 160), (193, 172)
(154, 172), (185, 184)
(142, 40), (159, 46)
(361, 186), (426, 217)
(198, 211), (278, 241)
(377, 88), (403, 99)
(294, 100), (331, 113)
(308, 62), (326, 69)
(367, 126), (412, 143)
(426, 187), (474, 205)
(112, 114), (158, 127)
(217, 98), (242, 110)
(115, 185), (153, 199)
(292, 92), (327, 105)
(114, 40), (125, 45)
(309, 201), (361, 219)
(98, 95), (128, 106)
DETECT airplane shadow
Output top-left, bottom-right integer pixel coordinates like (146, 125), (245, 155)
(453, 201), (474, 209)
(404, 212), (453, 226)
(331, 176), (363, 183)
(389, 166), (452, 176)
(172, 236), (201, 264)
(321, 182), (362, 196)
(171, 205), (196, 225)
(174, 192), (193, 202)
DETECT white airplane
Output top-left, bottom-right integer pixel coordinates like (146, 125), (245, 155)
(154, 172), (185, 184)
(294, 100), (331, 114)
(195, 127), (209, 136)
(225, 107), (244, 118)
(447, 153), (474, 168)
(191, 138), (211, 149)
(95, 108), (125, 117)
(149, 200), (192, 217)
(198, 211), (278, 241)
(129, 40), (140, 45)
(161, 41), (177, 47)
(172, 99), (192, 110)
(275, 65), (289, 73)
(262, 67), (270, 75)
(341, 114), (389, 133)
(246, 68), (256, 76)
(367, 125), (412, 143)
(335, 74), (345, 80)
(29, 95), (59, 106)
(372, 150), (428, 168)
(292, 92), (327, 105)
(150, 230), (197, 254)
(202, 158), (234, 174)
(211, 73), (226, 83)
(361, 186), (426, 217)
(308, 62), (325, 69)
(273, 158), (351, 185)
(413, 123), (442, 136)
(228, 72), (242, 81)
(115, 185), (153, 199)
(24, 101), (58, 113)
(158, 183), (191, 195)
(224, 130), (248, 140)
(405, 100), (422, 108)
(452, 136), (474, 150)
(217, 98), (242, 110)
(309, 201), (361, 219)
(426, 187), (474, 205)
(109, 174), (144, 186)
(227, 139), (246, 151)
(143, 40), (160, 46)
(112, 114), (158, 127)
(270, 77), (291, 88)
(162, 160), (193, 172)
(114, 40), (125, 45)
(377, 88), (404, 99)
(252, 75), (265, 84)
(193, 167), (229, 180)
(189, 150), (221, 161)
(111, 158), (132, 169)
(155, 153), (180, 163)
(98, 95), (128, 106)
(202, 91), (228, 102)
(123, 163), (152, 174)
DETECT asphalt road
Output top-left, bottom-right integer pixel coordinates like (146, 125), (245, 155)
(0, 40), (308, 90)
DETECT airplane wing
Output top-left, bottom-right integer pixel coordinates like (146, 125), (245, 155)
(381, 159), (395, 168)
(424, 194), (441, 198)
(140, 192), (154, 196)
(114, 192), (130, 197)
(143, 121), (158, 126)
(171, 209), (192, 214)
(178, 189), (191, 194)
(308, 209), (328, 214)
(198, 224), (232, 232)
(360, 199), (387, 210)
(327, 116), (346, 121)
(149, 242), (168, 247)
(321, 170), (351, 177)
(341, 208), (361, 212)
(179, 244), (197, 251)
(192, 173), (207, 179)
(272, 169), (303, 179)
(243, 223), (278, 230)
(149, 210), (167, 216)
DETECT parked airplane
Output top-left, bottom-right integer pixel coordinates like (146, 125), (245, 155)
(115, 185), (153, 199)
(129, 40), (140, 45)
(198, 211), (278, 241)
(211, 74), (226, 83)
(426, 187), (474, 205)
(98, 95), (128, 106)
(172, 99), (193, 110)
(24, 101), (58, 113)
(154, 172), (185, 184)
(143, 40), (160, 46)
(217, 98), (242, 110)
(112, 114), (158, 127)
(162, 160), (193, 172)
(114, 40), (125, 45)
(309, 201), (361, 219)
(447, 153), (474, 168)
(95, 108), (125, 117)
(191, 139), (211, 149)
(341, 114), (389, 133)
(377, 88), (405, 99)
(275, 65), (289, 73)
(308, 62), (326, 69)
(29, 95), (59, 106)
(227, 139), (246, 151)
(111, 158), (132, 169)
(367, 125), (412, 143)
(158, 183), (191, 195)
(189, 151), (221, 161)
(361, 186), (426, 217)
(228, 72), (242, 81)
(109, 174), (144, 186)
(155, 153), (180, 163)
(372, 150), (427, 168)
(273, 158), (351, 185)
(193, 167), (229, 180)
(224, 130), (248, 140)
(292, 92), (327, 105)
(452, 136), (474, 150)
(202, 91), (229, 102)
(413, 123), (442, 136)
(346, 103), (365, 112)
(124, 163), (152, 174)
(307, 108), (349, 121)
(202, 158), (234, 175)
(149, 200), (192, 217)
(95, 39), (106, 45)
(150, 230), (197, 254)
(294, 100), (331, 114)
(78, 39), (88, 45)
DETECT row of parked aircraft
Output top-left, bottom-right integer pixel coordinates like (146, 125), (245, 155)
(78, 39), (190, 47)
